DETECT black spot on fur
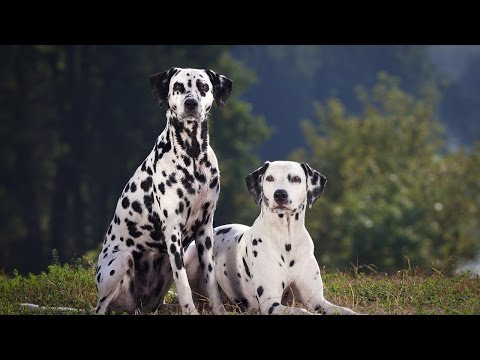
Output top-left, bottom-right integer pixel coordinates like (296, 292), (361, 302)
(158, 183), (165, 195)
(285, 244), (291, 252)
(252, 239), (258, 246)
(253, 250), (258, 257)
(144, 194), (154, 213)
(216, 227), (232, 235)
(278, 214), (284, 218)
(209, 176), (218, 189)
(174, 252), (182, 270)
(242, 257), (252, 279)
(194, 170), (206, 183)
(148, 212), (164, 242)
(110, 270), (115, 276)
(208, 263), (213, 272)
(168, 173), (177, 184)
(177, 188), (184, 198)
(197, 243), (204, 257)
(122, 197), (130, 209)
(182, 156), (191, 167)
(295, 213), (299, 221)
(257, 286), (264, 297)
(141, 177), (153, 192)
(268, 302), (280, 315)
(132, 201), (142, 214)
(290, 260), (295, 267)
(205, 237), (212, 249)
(126, 238), (134, 247)
(130, 182), (137, 192)
(125, 219), (142, 238)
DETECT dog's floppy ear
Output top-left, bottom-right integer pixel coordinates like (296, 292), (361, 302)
(205, 69), (233, 108)
(245, 161), (270, 205)
(150, 67), (179, 107)
(300, 162), (327, 208)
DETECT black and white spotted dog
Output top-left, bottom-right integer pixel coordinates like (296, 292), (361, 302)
(95, 67), (232, 315)
(185, 161), (357, 315)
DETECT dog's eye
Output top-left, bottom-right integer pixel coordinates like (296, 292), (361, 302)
(173, 83), (182, 91)
(265, 175), (274, 182)
(201, 83), (209, 92)
(292, 176), (301, 183)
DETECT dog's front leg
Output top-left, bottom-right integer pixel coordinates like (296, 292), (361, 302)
(195, 223), (226, 315)
(292, 257), (358, 315)
(255, 286), (312, 315)
(165, 226), (199, 315)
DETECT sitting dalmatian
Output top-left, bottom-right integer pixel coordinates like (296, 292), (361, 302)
(95, 67), (232, 315)
(185, 161), (358, 315)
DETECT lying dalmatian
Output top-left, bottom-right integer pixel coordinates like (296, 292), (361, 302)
(95, 67), (232, 315)
(185, 161), (358, 315)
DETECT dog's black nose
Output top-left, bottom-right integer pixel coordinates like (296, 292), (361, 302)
(274, 189), (288, 205)
(184, 98), (198, 110)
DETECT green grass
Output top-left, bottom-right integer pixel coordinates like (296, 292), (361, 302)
(1, 262), (479, 315)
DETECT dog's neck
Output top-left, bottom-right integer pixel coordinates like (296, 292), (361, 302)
(258, 201), (307, 241)
(164, 112), (210, 159)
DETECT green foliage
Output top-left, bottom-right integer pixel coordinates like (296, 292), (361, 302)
(291, 74), (480, 272)
(0, 262), (96, 314)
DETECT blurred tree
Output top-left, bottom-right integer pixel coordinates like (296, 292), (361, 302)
(441, 54), (480, 146)
(0, 45), (270, 273)
(233, 45), (441, 160)
(291, 74), (480, 272)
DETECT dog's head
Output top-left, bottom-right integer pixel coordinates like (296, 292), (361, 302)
(150, 67), (233, 121)
(245, 161), (327, 213)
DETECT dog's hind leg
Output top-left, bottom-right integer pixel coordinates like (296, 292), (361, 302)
(95, 251), (138, 314)
(194, 222), (227, 315)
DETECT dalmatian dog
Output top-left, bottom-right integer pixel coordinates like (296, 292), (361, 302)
(185, 161), (357, 315)
(95, 67), (232, 315)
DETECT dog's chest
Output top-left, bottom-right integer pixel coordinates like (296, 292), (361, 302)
(246, 225), (311, 278)
(154, 148), (219, 224)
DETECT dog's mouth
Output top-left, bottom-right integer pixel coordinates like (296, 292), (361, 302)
(272, 205), (290, 213)
(180, 113), (202, 121)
